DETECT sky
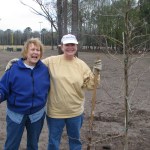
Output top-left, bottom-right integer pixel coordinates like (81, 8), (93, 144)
(0, 0), (51, 32)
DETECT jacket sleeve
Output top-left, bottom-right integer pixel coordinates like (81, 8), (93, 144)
(0, 71), (11, 103)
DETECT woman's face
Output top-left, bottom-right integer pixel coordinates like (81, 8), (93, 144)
(25, 43), (41, 66)
(61, 43), (77, 58)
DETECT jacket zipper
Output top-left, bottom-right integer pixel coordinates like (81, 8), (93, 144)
(30, 70), (34, 113)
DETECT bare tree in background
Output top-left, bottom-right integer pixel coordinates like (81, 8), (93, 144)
(57, 0), (68, 40)
(72, 0), (79, 56)
(57, 0), (63, 45)
(62, 0), (68, 35)
(57, 0), (68, 54)
(20, 0), (79, 55)
(71, 0), (78, 36)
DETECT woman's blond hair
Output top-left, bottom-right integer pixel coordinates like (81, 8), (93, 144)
(21, 38), (44, 59)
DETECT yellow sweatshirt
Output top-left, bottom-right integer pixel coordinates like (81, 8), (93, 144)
(42, 54), (100, 118)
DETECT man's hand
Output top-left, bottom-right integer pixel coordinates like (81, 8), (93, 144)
(93, 59), (102, 74)
(5, 58), (19, 71)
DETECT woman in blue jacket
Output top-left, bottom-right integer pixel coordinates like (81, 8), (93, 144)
(0, 38), (50, 150)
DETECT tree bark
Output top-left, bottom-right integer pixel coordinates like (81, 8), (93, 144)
(71, 0), (79, 56)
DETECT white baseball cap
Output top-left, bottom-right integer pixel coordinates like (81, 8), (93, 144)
(61, 34), (78, 44)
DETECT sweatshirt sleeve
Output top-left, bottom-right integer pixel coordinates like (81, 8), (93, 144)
(42, 57), (51, 67)
(0, 71), (10, 102)
(82, 62), (100, 90)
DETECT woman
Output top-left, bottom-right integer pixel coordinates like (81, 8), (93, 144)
(0, 38), (50, 150)
(42, 34), (101, 150)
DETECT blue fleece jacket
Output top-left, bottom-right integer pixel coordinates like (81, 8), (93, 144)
(0, 58), (50, 115)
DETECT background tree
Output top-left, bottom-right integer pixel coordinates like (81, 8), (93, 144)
(57, 0), (63, 45)
(62, 0), (68, 35)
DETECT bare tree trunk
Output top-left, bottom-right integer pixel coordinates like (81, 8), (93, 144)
(57, 0), (63, 54)
(51, 23), (54, 50)
(71, 0), (79, 56)
(123, 0), (132, 149)
(62, 0), (68, 35)
(123, 31), (129, 150)
(71, 0), (78, 36)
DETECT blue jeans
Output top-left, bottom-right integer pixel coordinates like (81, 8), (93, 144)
(4, 113), (45, 150)
(46, 114), (83, 150)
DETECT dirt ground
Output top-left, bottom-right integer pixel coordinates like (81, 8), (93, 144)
(0, 48), (150, 150)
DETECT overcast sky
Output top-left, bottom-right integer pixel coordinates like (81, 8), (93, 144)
(0, 0), (51, 32)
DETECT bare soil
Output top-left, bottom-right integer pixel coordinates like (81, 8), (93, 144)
(0, 48), (150, 150)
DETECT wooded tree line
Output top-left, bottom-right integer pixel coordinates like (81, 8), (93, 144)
(0, 0), (149, 53)
(0, 28), (57, 46)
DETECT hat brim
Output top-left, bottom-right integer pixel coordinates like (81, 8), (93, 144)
(63, 40), (78, 44)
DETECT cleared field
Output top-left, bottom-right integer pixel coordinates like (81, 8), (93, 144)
(0, 49), (150, 150)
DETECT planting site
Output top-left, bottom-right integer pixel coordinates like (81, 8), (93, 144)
(0, 48), (150, 150)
